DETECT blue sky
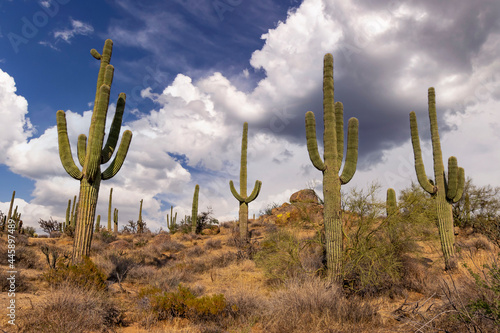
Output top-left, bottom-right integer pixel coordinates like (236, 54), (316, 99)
(1, 0), (499, 233)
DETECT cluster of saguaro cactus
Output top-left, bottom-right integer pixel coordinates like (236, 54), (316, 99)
(410, 87), (465, 270)
(56, 39), (132, 263)
(305, 53), (359, 281)
(191, 185), (199, 233)
(230, 122), (262, 240)
(167, 206), (177, 233)
(65, 195), (77, 231)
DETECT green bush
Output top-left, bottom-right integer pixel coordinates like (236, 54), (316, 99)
(43, 257), (107, 291)
(140, 284), (229, 322)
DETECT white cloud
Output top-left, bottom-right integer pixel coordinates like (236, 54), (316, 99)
(53, 18), (94, 43)
(1, 0), (499, 233)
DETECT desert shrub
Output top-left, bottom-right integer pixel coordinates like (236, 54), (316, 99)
(186, 245), (205, 257)
(38, 217), (60, 235)
(0, 241), (41, 269)
(139, 284), (229, 323)
(342, 183), (423, 296)
(40, 244), (65, 269)
(260, 202), (280, 216)
(0, 270), (29, 292)
(44, 257), (107, 291)
(254, 229), (307, 283)
(262, 277), (380, 333)
(18, 284), (123, 333)
(463, 255), (500, 326)
(107, 252), (137, 284)
(23, 226), (36, 237)
(204, 239), (222, 250)
(94, 229), (117, 244)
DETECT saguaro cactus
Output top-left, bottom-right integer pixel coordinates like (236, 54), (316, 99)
(113, 208), (118, 233)
(56, 39), (132, 263)
(95, 215), (101, 232)
(7, 191), (15, 223)
(167, 206), (177, 234)
(137, 199), (144, 234)
(108, 188), (113, 232)
(386, 188), (398, 217)
(229, 122), (262, 240)
(191, 185), (199, 233)
(410, 87), (464, 270)
(305, 53), (359, 281)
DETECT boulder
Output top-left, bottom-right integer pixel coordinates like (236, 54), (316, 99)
(201, 225), (220, 235)
(290, 189), (319, 204)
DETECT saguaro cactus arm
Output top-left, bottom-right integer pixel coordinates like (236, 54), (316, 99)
(102, 130), (132, 180)
(56, 110), (83, 180)
(410, 111), (436, 194)
(305, 111), (326, 171)
(101, 93), (127, 163)
(229, 180), (244, 202)
(77, 134), (87, 167)
(339, 117), (359, 184)
(246, 180), (262, 203)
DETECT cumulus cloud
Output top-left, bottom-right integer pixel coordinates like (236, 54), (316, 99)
(1, 0), (499, 232)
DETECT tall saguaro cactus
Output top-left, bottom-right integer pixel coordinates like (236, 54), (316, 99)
(138, 199), (144, 234)
(410, 87), (464, 270)
(229, 122), (262, 240)
(56, 39), (132, 263)
(305, 53), (359, 281)
(191, 185), (199, 234)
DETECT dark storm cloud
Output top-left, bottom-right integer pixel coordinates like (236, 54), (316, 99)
(253, 0), (500, 171)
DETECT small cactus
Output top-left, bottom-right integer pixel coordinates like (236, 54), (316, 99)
(137, 199), (144, 234)
(191, 185), (199, 234)
(95, 215), (101, 232)
(113, 208), (118, 233)
(386, 188), (398, 217)
(167, 206), (178, 234)
(229, 122), (262, 240)
(108, 188), (113, 232)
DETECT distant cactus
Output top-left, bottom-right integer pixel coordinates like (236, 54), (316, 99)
(229, 122), (262, 240)
(137, 199), (144, 234)
(108, 188), (113, 232)
(386, 188), (398, 217)
(410, 87), (465, 270)
(305, 54), (358, 281)
(56, 39), (132, 263)
(113, 208), (118, 233)
(95, 215), (101, 232)
(167, 206), (178, 234)
(7, 191), (15, 223)
(191, 185), (199, 233)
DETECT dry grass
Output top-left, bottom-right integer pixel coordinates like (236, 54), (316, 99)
(0, 218), (498, 332)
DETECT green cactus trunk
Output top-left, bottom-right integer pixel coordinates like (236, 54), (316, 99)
(7, 191), (15, 223)
(386, 188), (397, 217)
(113, 208), (118, 233)
(70, 195), (77, 227)
(410, 88), (464, 270)
(230, 122), (262, 240)
(167, 206), (177, 233)
(138, 199), (143, 234)
(95, 214), (101, 232)
(108, 188), (113, 232)
(192, 185), (199, 234)
(305, 54), (358, 282)
(56, 39), (132, 263)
